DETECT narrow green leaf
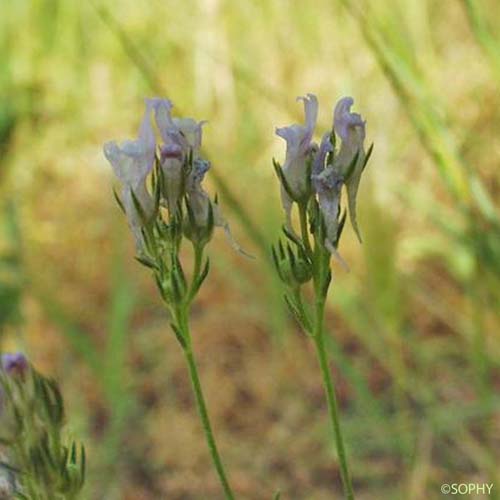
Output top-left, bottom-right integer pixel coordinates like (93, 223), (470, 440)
(362, 142), (374, 172)
(196, 258), (210, 292)
(130, 188), (150, 227)
(113, 188), (125, 214)
(343, 149), (360, 182)
(273, 158), (297, 201)
(134, 255), (158, 270)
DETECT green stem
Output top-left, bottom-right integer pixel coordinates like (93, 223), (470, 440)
(177, 309), (236, 500)
(294, 198), (354, 497)
(313, 299), (355, 500)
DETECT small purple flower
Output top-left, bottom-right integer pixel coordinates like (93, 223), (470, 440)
(151, 99), (207, 212)
(312, 165), (347, 268)
(276, 94), (318, 228)
(1, 353), (29, 378)
(333, 97), (366, 242)
(185, 159), (212, 229)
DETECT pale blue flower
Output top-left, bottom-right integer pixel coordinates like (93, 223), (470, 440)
(333, 96), (366, 242)
(103, 99), (157, 246)
(152, 99), (206, 212)
(276, 93), (318, 228)
(185, 159), (212, 229)
(312, 165), (347, 268)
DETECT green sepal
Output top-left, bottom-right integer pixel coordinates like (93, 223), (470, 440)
(304, 155), (313, 195)
(283, 293), (300, 323)
(130, 188), (152, 227)
(79, 444), (86, 488)
(191, 258), (210, 299)
(321, 269), (332, 298)
(283, 294), (311, 333)
(343, 149), (360, 183)
(35, 374), (64, 427)
(185, 195), (196, 232)
(271, 245), (283, 281)
(286, 243), (296, 270)
(334, 210), (348, 248)
(278, 239), (285, 259)
(60, 446), (70, 476)
(282, 225), (304, 249)
(172, 254), (187, 293)
(134, 254), (158, 270)
(70, 441), (77, 465)
(171, 322), (187, 349)
(113, 188), (125, 214)
(170, 269), (185, 304)
(140, 227), (154, 255)
(307, 198), (320, 235)
(152, 163), (163, 217)
(154, 274), (168, 302)
(272, 240), (295, 287)
(362, 142), (374, 173)
(273, 158), (297, 201)
(206, 200), (215, 238)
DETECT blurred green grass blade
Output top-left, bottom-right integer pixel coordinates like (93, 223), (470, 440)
(36, 292), (102, 376)
(340, 0), (497, 223)
(0, 201), (24, 335)
(91, 1), (163, 94)
(324, 334), (385, 420)
(103, 250), (135, 403)
(99, 243), (137, 486)
(462, 0), (500, 81)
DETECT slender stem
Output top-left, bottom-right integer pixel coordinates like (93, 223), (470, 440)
(313, 298), (354, 500)
(177, 309), (236, 500)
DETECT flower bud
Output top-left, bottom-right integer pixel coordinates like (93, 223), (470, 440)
(272, 240), (312, 287)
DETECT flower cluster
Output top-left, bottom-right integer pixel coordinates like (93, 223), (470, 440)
(0, 353), (86, 499)
(1, 352), (29, 379)
(274, 94), (372, 258)
(104, 100), (244, 499)
(272, 95), (371, 500)
(0, 352), (29, 418)
(103, 98), (240, 254)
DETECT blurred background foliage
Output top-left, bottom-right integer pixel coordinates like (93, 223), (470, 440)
(1, 0), (499, 498)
